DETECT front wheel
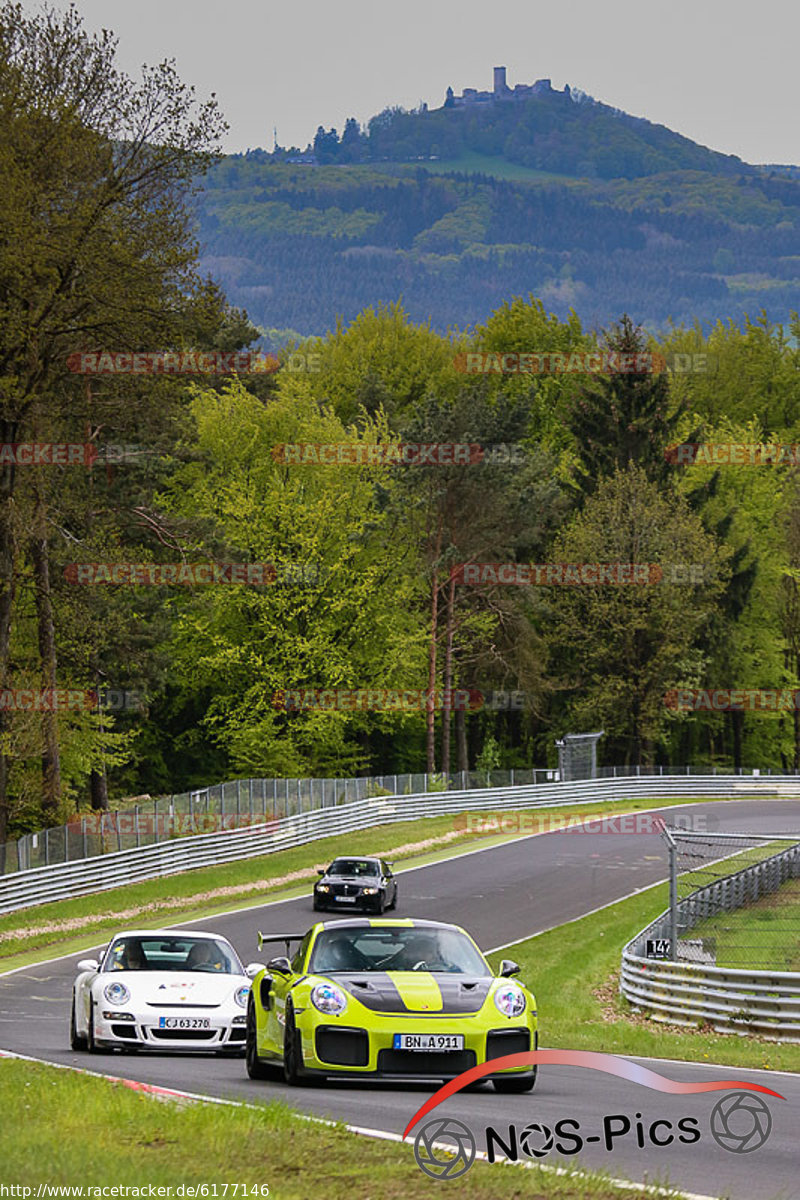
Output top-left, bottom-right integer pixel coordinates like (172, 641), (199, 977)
(283, 1002), (308, 1086)
(245, 998), (272, 1080)
(70, 996), (87, 1051)
(493, 1067), (537, 1094)
(86, 1000), (100, 1054)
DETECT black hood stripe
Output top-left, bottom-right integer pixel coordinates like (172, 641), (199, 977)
(323, 972), (492, 1014)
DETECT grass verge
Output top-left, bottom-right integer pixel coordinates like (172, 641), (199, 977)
(486, 883), (800, 1073)
(688, 878), (800, 971)
(0, 794), (706, 971)
(0, 1057), (700, 1197)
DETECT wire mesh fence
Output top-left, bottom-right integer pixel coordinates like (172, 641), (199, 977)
(660, 825), (800, 970)
(2, 761), (799, 878)
(0, 766), (568, 875)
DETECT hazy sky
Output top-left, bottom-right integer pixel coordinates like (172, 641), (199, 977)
(35, 0), (800, 165)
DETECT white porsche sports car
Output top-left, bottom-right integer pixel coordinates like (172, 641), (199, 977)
(70, 929), (262, 1055)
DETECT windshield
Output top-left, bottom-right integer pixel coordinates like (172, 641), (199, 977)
(328, 858), (380, 877)
(309, 926), (488, 974)
(103, 936), (243, 975)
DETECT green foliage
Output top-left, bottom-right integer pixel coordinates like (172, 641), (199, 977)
(545, 465), (728, 764)
(158, 378), (429, 777)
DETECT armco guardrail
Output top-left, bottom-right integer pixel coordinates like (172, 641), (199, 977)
(1, 772), (798, 916)
(3, 763), (794, 875)
(621, 841), (800, 1040)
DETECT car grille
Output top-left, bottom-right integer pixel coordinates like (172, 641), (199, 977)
(486, 1029), (531, 1059)
(377, 1049), (476, 1075)
(149, 1028), (217, 1040)
(110, 1024), (138, 1039)
(227, 1028), (246, 1042)
(329, 883), (361, 896)
(315, 1026), (369, 1066)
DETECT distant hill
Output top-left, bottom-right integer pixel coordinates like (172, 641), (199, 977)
(305, 72), (752, 181)
(195, 78), (800, 336)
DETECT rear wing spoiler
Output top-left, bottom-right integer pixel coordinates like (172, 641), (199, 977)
(257, 931), (304, 954)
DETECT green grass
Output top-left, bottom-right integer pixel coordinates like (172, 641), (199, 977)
(0, 794), (707, 971)
(0, 1058), (697, 1197)
(678, 842), (791, 895)
(376, 151), (582, 184)
(487, 883), (800, 1073)
(687, 878), (800, 971)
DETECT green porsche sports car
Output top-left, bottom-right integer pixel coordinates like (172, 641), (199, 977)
(245, 917), (538, 1091)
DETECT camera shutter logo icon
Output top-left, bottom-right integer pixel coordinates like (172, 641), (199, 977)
(710, 1092), (772, 1154)
(414, 1117), (476, 1179)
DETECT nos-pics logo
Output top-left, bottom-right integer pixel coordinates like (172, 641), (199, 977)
(404, 1051), (783, 1181)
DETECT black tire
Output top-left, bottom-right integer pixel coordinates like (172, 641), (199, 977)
(70, 996), (87, 1052)
(86, 1000), (100, 1054)
(493, 1067), (537, 1094)
(282, 1001), (307, 1086)
(245, 997), (272, 1080)
(388, 887), (398, 910)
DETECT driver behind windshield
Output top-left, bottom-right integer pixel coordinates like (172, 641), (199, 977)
(111, 940), (146, 971)
(329, 859), (379, 876)
(311, 930), (365, 972)
(398, 932), (456, 972)
(185, 940), (228, 971)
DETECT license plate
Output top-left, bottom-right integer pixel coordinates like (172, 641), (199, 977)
(335, 895), (357, 903)
(393, 1033), (464, 1051)
(158, 1017), (211, 1029)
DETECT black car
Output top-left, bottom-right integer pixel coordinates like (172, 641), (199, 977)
(313, 856), (398, 913)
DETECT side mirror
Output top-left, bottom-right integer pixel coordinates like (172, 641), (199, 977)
(266, 955), (292, 975)
(245, 962), (265, 978)
(317, 868), (326, 876)
(77, 959), (99, 972)
(499, 959), (521, 978)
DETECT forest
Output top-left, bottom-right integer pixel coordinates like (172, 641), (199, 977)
(196, 157), (800, 334)
(4, 5), (800, 845)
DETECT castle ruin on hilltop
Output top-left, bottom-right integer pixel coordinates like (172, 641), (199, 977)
(445, 66), (573, 108)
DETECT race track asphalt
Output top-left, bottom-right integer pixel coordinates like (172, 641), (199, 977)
(1, 799), (798, 1199)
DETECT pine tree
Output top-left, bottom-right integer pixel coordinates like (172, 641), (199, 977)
(567, 314), (683, 499)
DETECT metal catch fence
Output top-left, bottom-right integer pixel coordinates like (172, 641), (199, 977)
(622, 826), (800, 1039)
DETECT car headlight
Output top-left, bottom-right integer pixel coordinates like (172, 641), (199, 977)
(362, 887), (378, 895)
(316, 884), (330, 893)
(494, 984), (526, 1017)
(311, 981), (347, 1015)
(234, 985), (250, 1009)
(103, 981), (130, 1005)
